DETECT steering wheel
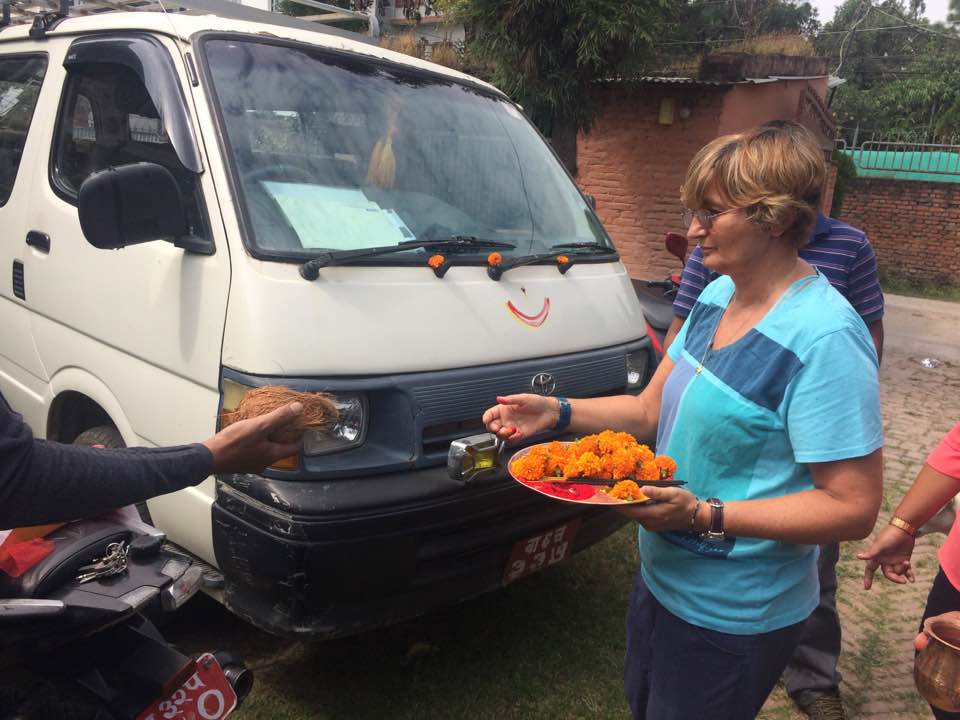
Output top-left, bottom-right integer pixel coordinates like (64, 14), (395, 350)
(242, 164), (316, 186)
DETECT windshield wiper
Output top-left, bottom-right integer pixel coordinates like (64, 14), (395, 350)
(550, 242), (618, 254)
(487, 243), (619, 280)
(299, 236), (516, 280)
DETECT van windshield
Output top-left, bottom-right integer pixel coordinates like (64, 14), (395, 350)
(202, 38), (612, 259)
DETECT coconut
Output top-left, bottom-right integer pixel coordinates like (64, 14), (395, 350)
(223, 386), (338, 443)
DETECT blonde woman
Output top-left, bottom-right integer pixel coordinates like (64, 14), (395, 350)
(482, 124), (883, 719)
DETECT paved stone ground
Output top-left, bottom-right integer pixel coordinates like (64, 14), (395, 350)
(759, 295), (960, 720)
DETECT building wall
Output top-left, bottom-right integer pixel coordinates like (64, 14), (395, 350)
(578, 78), (834, 279)
(577, 85), (727, 279)
(839, 178), (960, 284)
(718, 78), (828, 137)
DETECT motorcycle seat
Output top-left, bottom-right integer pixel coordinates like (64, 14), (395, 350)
(632, 281), (676, 331)
(0, 520), (131, 600)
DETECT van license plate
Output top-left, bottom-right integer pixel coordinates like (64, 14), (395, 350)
(503, 519), (581, 586)
(136, 653), (238, 720)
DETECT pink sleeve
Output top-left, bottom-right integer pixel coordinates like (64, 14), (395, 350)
(929, 423), (960, 479)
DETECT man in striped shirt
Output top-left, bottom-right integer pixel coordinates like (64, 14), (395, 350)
(664, 211), (884, 720)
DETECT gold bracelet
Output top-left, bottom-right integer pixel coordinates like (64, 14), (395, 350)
(890, 515), (918, 537)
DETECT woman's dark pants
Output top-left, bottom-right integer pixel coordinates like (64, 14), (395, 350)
(625, 570), (806, 720)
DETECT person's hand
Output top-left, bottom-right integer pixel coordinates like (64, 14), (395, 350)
(856, 524), (917, 589)
(916, 612), (960, 651)
(617, 485), (698, 532)
(203, 402), (305, 474)
(482, 394), (558, 443)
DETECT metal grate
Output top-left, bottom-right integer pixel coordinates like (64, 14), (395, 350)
(836, 128), (960, 180)
(12, 260), (24, 300)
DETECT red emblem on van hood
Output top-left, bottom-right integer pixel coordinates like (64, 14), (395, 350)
(507, 297), (550, 327)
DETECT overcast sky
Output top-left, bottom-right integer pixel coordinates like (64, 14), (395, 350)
(809, 0), (951, 23)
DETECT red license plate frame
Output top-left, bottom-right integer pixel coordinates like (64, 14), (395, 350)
(502, 518), (581, 586)
(136, 653), (238, 720)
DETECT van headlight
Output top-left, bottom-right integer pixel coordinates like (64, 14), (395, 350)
(303, 394), (366, 456)
(626, 349), (649, 390)
(221, 379), (367, 460)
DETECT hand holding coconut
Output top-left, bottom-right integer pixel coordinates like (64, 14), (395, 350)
(210, 386), (339, 473)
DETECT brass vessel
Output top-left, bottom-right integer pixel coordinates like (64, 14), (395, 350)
(915, 617), (960, 712)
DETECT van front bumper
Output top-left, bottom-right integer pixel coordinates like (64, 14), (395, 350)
(211, 468), (627, 639)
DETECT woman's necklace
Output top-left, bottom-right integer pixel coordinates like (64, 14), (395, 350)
(693, 272), (818, 377)
(694, 298), (753, 375)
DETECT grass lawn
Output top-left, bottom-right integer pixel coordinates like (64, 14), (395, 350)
(881, 275), (960, 303)
(166, 523), (641, 720)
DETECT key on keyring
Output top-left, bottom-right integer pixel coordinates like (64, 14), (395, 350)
(76, 541), (129, 584)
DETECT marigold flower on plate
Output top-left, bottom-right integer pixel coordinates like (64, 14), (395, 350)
(487, 252), (503, 266)
(427, 254), (446, 269)
(638, 462), (661, 481)
(654, 455), (678, 479)
(608, 480), (648, 502)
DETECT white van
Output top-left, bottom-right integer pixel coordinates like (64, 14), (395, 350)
(0, 5), (654, 637)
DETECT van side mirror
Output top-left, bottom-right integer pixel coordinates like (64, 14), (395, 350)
(584, 193), (597, 211)
(78, 163), (207, 252)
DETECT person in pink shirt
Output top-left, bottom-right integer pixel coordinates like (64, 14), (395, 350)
(859, 422), (960, 719)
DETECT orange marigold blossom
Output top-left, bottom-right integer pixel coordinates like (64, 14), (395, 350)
(509, 431), (677, 485)
(638, 463), (661, 482)
(427, 254), (445, 269)
(556, 255), (570, 265)
(608, 480), (648, 502)
(654, 455), (678, 479)
(487, 252), (503, 266)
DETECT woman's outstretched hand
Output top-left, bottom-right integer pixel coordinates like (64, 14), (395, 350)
(617, 485), (699, 532)
(481, 394), (559, 443)
(856, 524), (917, 589)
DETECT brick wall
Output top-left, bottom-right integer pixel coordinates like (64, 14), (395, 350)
(577, 84), (726, 279)
(839, 178), (960, 284)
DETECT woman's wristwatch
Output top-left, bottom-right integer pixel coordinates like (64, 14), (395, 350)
(701, 498), (725, 542)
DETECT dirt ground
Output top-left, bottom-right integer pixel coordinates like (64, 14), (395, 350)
(760, 294), (960, 719)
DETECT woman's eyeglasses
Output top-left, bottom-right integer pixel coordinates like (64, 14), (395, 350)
(681, 207), (742, 229)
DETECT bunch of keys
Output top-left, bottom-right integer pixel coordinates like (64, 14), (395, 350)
(76, 540), (130, 584)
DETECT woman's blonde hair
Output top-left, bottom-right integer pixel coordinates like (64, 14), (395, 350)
(680, 121), (826, 247)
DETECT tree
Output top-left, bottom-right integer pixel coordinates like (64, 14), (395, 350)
(816, 0), (960, 138)
(433, 0), (676, 172)
(950, 0), (959, 24)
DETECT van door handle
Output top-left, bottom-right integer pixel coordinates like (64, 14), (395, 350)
(26, 231), (50, 254)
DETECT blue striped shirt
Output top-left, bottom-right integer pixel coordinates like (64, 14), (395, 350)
(672, 214), (885, 323)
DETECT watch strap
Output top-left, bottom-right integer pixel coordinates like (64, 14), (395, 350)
(702, 497), (725, 542)
(553, 397), (572, 432)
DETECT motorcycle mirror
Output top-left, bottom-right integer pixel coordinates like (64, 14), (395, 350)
(665, 232), (688, 264)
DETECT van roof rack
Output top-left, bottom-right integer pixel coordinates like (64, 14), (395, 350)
(0, 0), (370, 40)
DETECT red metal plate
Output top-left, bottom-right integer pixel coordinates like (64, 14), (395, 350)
(136, 653), (238, 720)
(503, 519), (581, 585)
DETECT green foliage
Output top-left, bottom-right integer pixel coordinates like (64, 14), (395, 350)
(432, 0), (676, 138)
(817, 0), (960, 137)
(666, 0), (819, 50)
(830, 149), (857, 218)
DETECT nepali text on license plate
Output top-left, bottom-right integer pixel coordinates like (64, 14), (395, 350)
(503, 518), (581, 586)
(136, 653), (238, 720)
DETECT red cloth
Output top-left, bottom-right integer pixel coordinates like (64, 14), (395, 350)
(0, 537), (54, 577)
(931, 423), (960, 591)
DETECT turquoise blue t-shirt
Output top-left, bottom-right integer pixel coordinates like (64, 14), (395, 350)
(641, 271), (882, 635)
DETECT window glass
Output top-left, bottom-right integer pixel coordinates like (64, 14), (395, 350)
(0, 56), (47, 206)
(203, 39), (610, 258)
(51, 63), (205, 237)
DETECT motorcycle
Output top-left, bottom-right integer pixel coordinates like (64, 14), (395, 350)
(0, 516), (252, 720)
(632, 232), (689, 359)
